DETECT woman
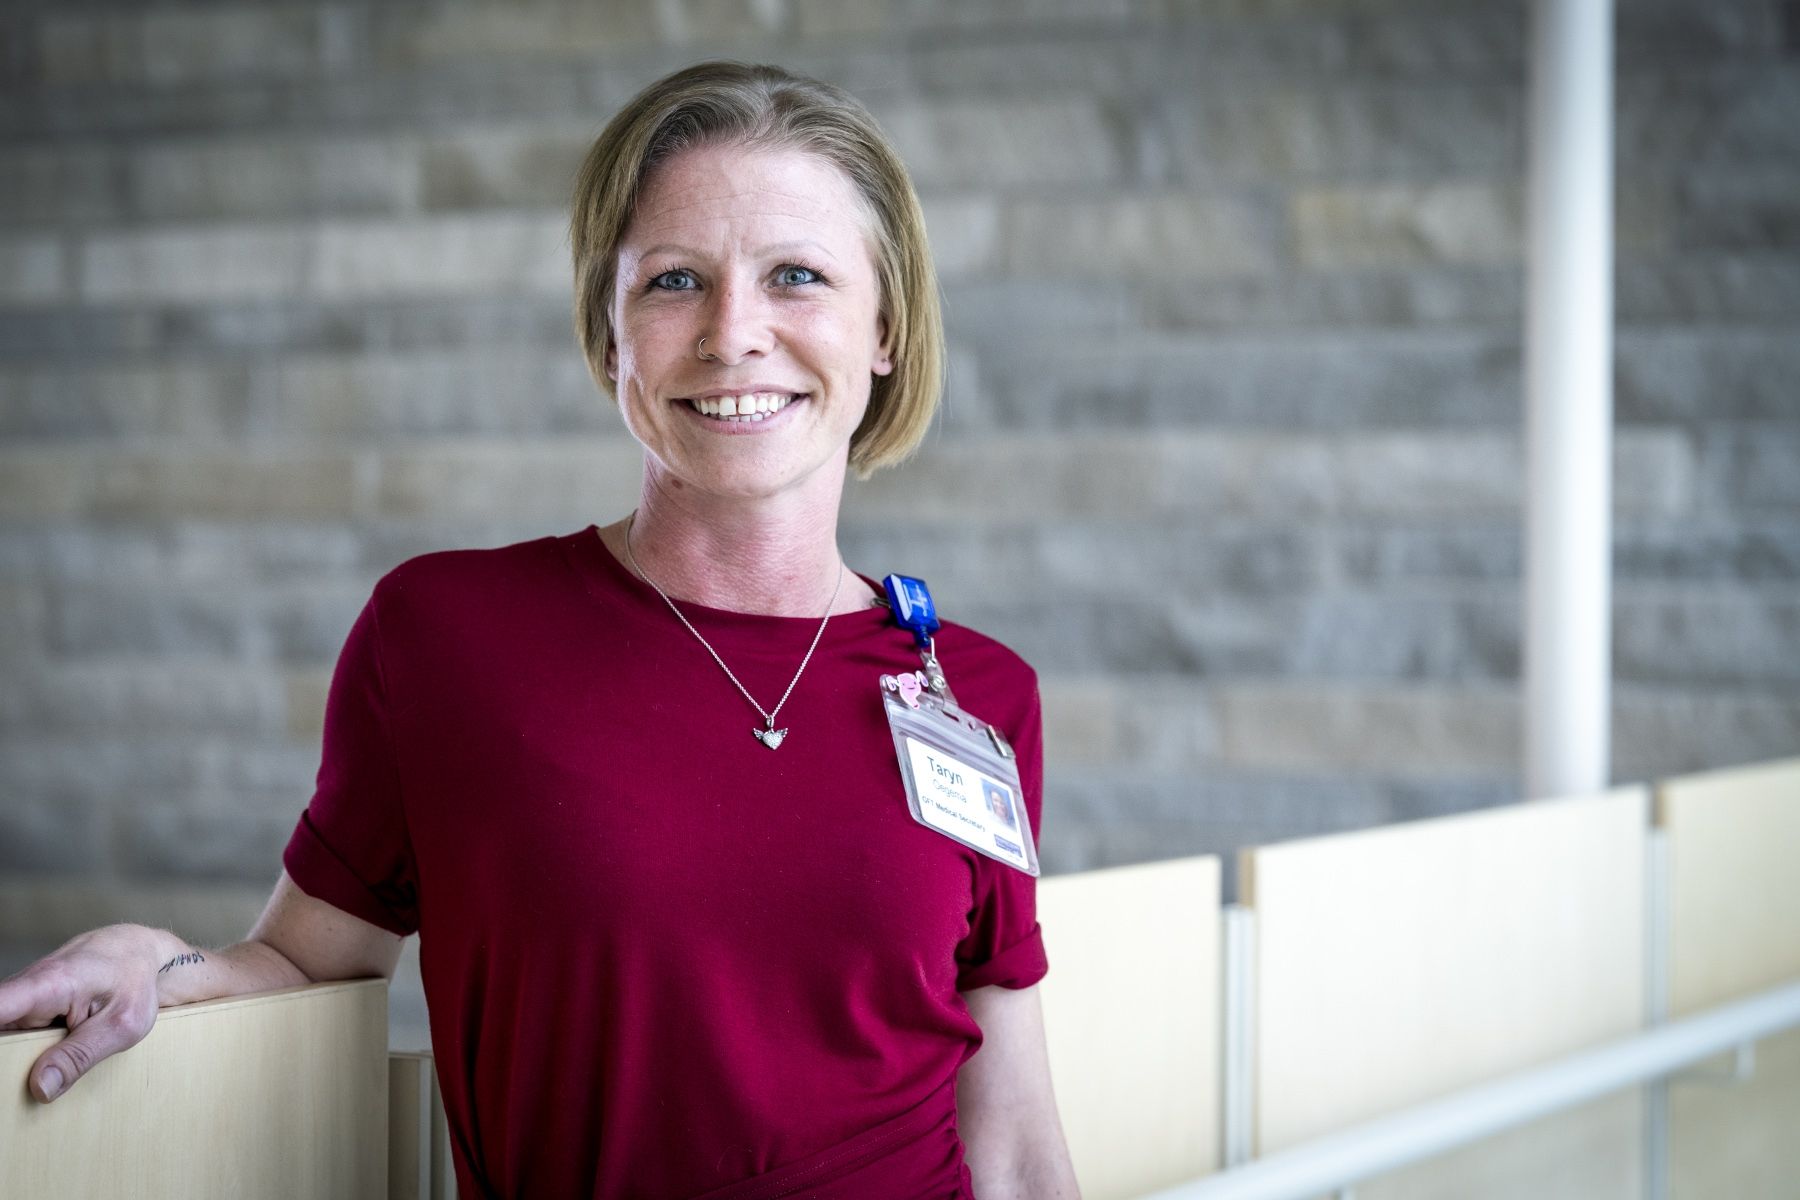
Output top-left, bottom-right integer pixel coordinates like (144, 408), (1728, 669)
(0, 62), (1079, 1199)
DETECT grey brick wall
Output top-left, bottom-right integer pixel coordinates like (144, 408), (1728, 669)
(2, 0), (1796, 1042)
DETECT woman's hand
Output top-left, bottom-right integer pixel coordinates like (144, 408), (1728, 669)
(2, 872), (403, 1105)
(0, 922), (174, 1103)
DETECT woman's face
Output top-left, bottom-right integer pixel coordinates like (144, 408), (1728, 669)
(607, 141), (893, 502)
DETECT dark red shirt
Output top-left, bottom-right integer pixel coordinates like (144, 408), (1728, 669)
(283, 526), (1048, 1198)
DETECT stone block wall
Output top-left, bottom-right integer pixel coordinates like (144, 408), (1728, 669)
(1, 0), (1796, 1043)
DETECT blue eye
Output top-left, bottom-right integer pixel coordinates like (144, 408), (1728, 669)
(650, 269), (697, 291)
(776, 265), (821, 287)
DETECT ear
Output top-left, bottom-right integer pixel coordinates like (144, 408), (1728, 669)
(605, 340), (618, 383)
(872, 314), (894, 377)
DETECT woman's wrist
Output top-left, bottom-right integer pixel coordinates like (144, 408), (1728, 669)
(137, 925), (210, 1007)
(150, 935), (311, 1008)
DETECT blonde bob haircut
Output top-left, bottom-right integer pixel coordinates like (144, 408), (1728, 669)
(569, 61), (944, 478)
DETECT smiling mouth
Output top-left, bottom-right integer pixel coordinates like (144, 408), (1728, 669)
(684, 392), (805, 423)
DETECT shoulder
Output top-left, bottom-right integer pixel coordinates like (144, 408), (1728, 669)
(931, 615), (1042, 748)
(934, 617), (1039, 694)
(931, 616), (1047, 813)
(370, 532), (570, 619)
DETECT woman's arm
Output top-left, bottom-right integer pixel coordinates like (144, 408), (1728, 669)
(3, 870), (402, 1103)
(957, 983), (1082, 1199)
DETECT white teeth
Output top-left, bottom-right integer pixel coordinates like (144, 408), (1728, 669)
(687, 393), (799, 421)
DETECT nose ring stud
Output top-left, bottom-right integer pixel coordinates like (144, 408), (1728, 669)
(696, 336), (717, 362)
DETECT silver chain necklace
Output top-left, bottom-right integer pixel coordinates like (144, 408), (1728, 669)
(622, 513), (845, 751)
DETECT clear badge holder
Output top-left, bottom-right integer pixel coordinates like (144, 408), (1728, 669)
(880, 670), (1040, 877)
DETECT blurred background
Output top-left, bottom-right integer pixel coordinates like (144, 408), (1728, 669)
(0, 0), (1795, 1051)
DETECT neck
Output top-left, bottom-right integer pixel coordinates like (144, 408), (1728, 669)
(601, 463), (872, 617)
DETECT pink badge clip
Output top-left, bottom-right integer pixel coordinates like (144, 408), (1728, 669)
(881, 670), (927, 709)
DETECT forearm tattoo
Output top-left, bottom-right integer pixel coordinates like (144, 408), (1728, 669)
(157, 952), (206, 974)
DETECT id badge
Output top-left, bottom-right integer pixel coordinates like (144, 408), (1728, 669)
(880, 674), (1040, 877)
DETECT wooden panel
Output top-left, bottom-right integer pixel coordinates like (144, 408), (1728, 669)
(1661, 757), (1800, 1196)
(390, 1053), (432, 1200)
(1037, 855), (1221, 1200)
(1658, 756), (1800, 1015)
(389, 1051), (457, 1200)
(2, 979), (388, 1198)
(1245, 787), (1647, 1155)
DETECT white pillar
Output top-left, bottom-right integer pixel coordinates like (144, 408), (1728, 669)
(1524, 0), (1614, 799)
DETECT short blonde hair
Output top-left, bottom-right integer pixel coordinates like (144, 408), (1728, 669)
(569, 61), (943, 478)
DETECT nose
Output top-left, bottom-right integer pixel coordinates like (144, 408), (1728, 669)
(699, 276), (774, 366)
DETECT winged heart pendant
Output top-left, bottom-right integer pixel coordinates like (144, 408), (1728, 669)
(753, 727), (789, 750)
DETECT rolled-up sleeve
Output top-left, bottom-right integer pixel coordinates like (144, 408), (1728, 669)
(281, 583), (420, 937)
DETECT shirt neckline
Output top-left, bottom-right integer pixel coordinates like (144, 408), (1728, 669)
(561, 523), (896, 651)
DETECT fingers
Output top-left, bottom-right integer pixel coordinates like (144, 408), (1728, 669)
(0, 970), (65, 1030)
(26, 992), (157, 1104)
(2, 953), (161, 1104)
(29, 1052), (68, 1104)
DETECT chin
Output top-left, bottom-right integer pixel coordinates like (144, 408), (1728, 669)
(661, 447), (846, 502)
